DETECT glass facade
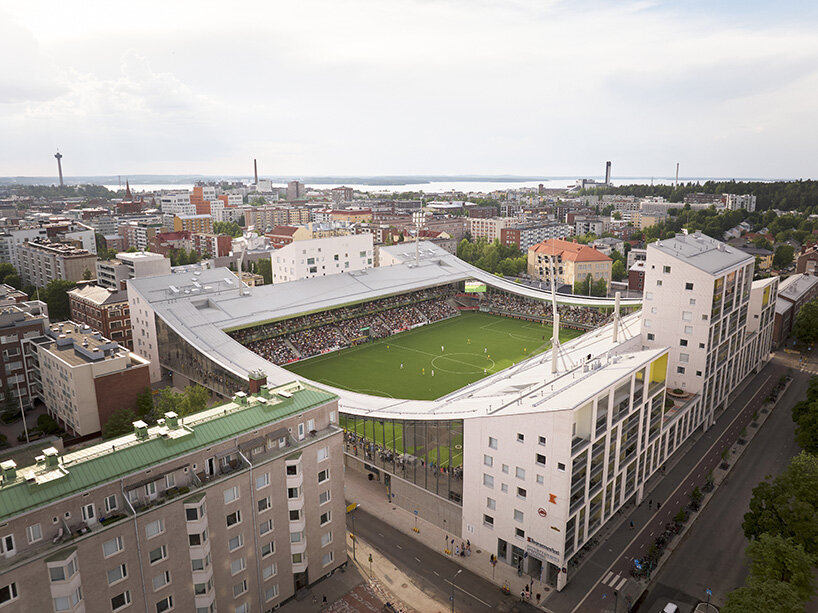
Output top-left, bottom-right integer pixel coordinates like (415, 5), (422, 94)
(340, 413), (464, 504)
(156, 317), (245, 397)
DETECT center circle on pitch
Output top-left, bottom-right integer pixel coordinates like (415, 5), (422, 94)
(431, 353), (496, 375)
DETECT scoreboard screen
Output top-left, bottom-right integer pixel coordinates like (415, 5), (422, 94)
(465, 281), (487, 293)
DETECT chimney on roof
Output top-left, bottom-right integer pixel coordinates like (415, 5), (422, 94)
(43, 447), (59, 469)
(133, 420), (149, 439)
(0, 460), (17, 483)
(248, 370), (267, 395)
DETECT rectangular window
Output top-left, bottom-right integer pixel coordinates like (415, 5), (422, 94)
(538, 436), (546, 446)
(0, 583), (17, 605)
(663, 266), (671, 273)
(317, 447), (329, 462)
(684, 326), (693, 334)
(107, 563), (127, 585)
(152, 570), (170, 591)
(263, 563), (278, 580)
(145, 519), (164, 539)
(557, 463), (566, 471)
(536, 474), (544, 485)
(165, 474), (175, 489)
(680, 339), (688, 346)
(188, 530), (207, 546)
(155, 595), (173, 612)
(514, 509), (524, 522)
(191, 556), (208, 571)
(233, 579), (248, 597)
(185, 507), (199, 522)
(318, 469), (330, 483)
(322, 551), (334, 566)
(260, 519), (273, 535)
(680, 353), (690, 363)
(111, 591), (131, 611)
(689, 298), (696, 305)
(258, 496), (271, 513)
(81, 503), (95, 522)
(515, 527), (525, 538)
(483, 474), (494, 488)
(145, 482), (156, 497)
(488, 436), (498, 449)
(223, 486), (239, 504)
(677, 366), (686, 374)
(516, 433), (524, 442)
(501, 483), (509, 493)
(105, 494), (118, 513)
(502, 464), (509, 474)
(103, 536), (124, 558)
(319, 490), (331, 505)
(487, 497), (496, 510)
(149, 545), (167, 565)
(321, 531), (333, 547)
(320, 511), (331, 526)
(483, 514), (494, 527)
(535, 453), (546, 466)
(685, 282), (693, 290)
(26, 523), (42, 544)
(517, 487), (527, 499)
(682, 311), (692, 321)
(261, 541), (275, 558)
(647, 333), (655, 340)
(228, 535), (243, 551)
(656, 279), (663, 286)
(515, 467), (526, 480)
(226, 510), (242, 527)
(483, 454), (493, 467)
(256, 473), (270, 489)
(286, 465), (298, 476)
(230, 557), (246, 575)
(264, 585), (279, 602)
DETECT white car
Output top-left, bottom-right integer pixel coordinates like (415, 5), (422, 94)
(661, 604), (679, 613)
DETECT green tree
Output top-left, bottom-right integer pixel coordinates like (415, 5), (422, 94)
(774, 244), (795, 268)
(151, 388), (182, 423)
(743, 452), (818, 555)
(256, 258), (272, 285)
(179, 385), (209, 416)
(82, 268), (93, 280)
(213, 221), (243, 238)
(592, 277), (608, 296)
(794, 408), (818, 454)
(1, 273), (21, 290)
(611, 260), (625, 282)
(721, 578), (804, 613)
(745, 533), (816, 601)
(792, 299), (818, 345)
(135, 388), (154, 420)
(43, 279), (77, 320)
(102, 408), (138, 439)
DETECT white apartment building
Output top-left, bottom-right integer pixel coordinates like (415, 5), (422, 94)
(724, 193), (757, 212)
(469, 217), (517, 244)
(271, 234), (374, 284)
(96, 251), (172, 290)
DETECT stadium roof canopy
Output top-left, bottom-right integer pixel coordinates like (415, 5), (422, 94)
(129, 242), (646, 420)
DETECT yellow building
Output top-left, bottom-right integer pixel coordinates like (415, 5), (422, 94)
(527, 238), (612, 289)
(173, 214), (213, 234)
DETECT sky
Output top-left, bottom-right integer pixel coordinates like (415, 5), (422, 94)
(2, 0), (818, 179)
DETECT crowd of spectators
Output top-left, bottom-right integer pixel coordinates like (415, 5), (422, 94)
(246, 337), (298, 364)
(485, 293), (610, 328)
(288, 325), (346, 358)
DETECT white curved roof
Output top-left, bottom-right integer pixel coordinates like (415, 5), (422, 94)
(129, 243), (646, 420)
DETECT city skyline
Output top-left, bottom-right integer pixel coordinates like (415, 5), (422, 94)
(3, 1), (818, 177)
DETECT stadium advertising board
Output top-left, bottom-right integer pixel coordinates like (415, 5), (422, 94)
(465, 280), (487, 293)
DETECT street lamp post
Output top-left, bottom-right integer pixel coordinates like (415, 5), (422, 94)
(349, 506), (360, 561)
(613, 589), (618, 613)
(450, 569), (462, 613)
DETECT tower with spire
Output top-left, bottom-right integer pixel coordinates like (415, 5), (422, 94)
(54, 151), (64, 187)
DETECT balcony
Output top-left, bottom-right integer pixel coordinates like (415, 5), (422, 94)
(571, 436), (590, 455)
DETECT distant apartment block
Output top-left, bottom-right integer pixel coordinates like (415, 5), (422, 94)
(272, 234), (374, 284)
(468, 217), (515, 244)
(0, 300), (49, 409)
(0, 380), (346, 612)
(118, 220), (163, 252)
(499, 222), (573, 251)
(68, 285), (133, 349)
(330, 186), (354, 203)
(96, 252), (172, 290)
(174, 215), (213, 235)
(25, 322), (150, 436)
(243, 207), (311, 232)
(287, 180), (306, 201)
(191, 233), (232, 258)
(16, 240), (98, 287)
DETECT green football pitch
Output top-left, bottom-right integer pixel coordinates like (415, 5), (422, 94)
(283, 311), (584, 400)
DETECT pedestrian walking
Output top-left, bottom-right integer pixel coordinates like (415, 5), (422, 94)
(649, 499), (653, 509)
(536, 593), (541, 606)
(630, 520), (634, 528)
(520, 590), (526, 602)
(322, 595), (328, 605)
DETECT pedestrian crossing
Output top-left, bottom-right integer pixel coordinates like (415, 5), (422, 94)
(602, 570), (628, 591)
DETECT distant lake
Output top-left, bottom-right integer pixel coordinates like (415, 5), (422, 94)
(106, 177), (747, 195)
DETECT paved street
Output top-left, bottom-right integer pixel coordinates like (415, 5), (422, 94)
(349, 508), (542, 612)
(543, 358), (787, 613)
(638, 360), (803, 612)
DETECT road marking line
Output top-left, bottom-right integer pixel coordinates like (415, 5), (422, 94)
(570, 373), (774, 613)
(396, 545), (402, 550)
(615, 576), (628, 591)
(603, 571), (614, 584)
(415, 557), (421, 563)
(433, 570), (439, 576)
(378, 533), (384, 538)
(445, 581), (492, 607)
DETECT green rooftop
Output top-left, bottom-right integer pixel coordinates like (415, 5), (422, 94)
(0, 382), (337, 521)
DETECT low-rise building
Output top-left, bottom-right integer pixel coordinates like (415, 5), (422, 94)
(16, 240), (97, 287)
(96, 252), (172, 290)
(68, 285), (133, 349)
(527, 239), (612, 290)
(0, 284), (28, 306)
(796, 245), (818, 276)
(773, 273), (818, 346)
(0, 380), (346, 612)
(628, 260), (646, 292)
(271, 234), (374, 284)
(191, 233), (232, 258)
(25, 322), (151, 436)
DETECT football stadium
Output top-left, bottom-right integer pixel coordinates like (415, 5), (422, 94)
(128, 238), (777, 590)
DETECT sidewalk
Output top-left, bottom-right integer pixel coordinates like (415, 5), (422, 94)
(344, 468), (539, 606)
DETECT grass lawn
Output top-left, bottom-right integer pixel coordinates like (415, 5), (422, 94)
(284, 311), (584, 400)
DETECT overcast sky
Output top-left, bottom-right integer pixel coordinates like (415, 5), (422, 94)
(3, 0), (818, 179)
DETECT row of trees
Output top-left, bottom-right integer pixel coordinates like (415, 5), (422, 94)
(167, 247), (203, 267)
(213, 220), (243, 237)
(102, 385), (211, 439)
(722, 376), (818, 612)
(581, 179), (818, 212)
(456, 238), (527, 277)
(573, 274), (608, 296)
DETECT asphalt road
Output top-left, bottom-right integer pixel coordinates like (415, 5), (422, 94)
(544, 359), (787, 613)
(348, 508), (541, 613)
(638, 360), (804, 612)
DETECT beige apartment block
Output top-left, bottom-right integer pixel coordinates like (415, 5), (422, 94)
(0, 380), (346, 612)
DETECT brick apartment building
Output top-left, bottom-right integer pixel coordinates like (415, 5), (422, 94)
(68, 285), (133, 349)
(0, 301), (49, 409)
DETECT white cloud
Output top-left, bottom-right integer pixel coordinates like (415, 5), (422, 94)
(1, 0), (818, 177)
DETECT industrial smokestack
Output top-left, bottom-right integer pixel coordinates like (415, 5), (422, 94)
(54, 151), (64, 187)
(675, 162), (680, 187)
(605, 161), (611, 185)
(254, 159), (258, 185)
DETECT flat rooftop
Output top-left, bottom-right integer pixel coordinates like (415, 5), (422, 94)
(39, 322), (131, 367)
(650, 232), (752, 275)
